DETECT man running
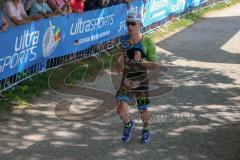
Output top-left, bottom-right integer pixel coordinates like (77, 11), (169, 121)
(116, 11), (157, 144)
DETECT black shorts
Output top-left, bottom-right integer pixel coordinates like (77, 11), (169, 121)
(116, 67), (150, 110)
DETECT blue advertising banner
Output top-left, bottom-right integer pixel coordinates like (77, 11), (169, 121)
(191, 0), (201, 7)
(0, 21), (46, 80)
(170, 0), (187, 15)
(190, 0), (210, 8)
(184, 0), (193, 10)
(0, 4), (128, 80)
(0, 0), (210, 80)
(200, 0), (211, 5)
(129, 0), (144, 13)
(49, 4), (128, 59)
(142, 0), (171, 27)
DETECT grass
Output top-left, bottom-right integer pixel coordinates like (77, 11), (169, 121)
(0, 72), (50, 112)
(0, 0), (239, 112)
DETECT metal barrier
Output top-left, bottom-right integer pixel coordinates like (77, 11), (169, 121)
(0, 0), (228, 94)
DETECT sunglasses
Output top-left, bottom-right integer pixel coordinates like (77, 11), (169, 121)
(126, 22), (138, 26)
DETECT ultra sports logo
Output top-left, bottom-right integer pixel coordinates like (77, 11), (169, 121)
(42, 21), (61, 57)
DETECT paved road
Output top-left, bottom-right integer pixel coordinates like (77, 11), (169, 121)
(0, 3), (240, 160)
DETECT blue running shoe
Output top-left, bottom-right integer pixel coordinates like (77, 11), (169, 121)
(121, 121), (135, 142)
(141, 129), (150, 144)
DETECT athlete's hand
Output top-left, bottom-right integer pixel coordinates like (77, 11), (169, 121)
(31, 15), (43, 21)
(134, 51), (142, 62)
(1, 24), (8, 32)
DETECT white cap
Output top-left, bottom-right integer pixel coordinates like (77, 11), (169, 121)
(126, 11), (142, 23)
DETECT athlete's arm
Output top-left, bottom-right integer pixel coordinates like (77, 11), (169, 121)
(115, 52), (125, 74)
(140, 37), (158, 70)
(114, 36), (128, 74)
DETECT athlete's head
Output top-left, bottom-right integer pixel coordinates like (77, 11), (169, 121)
(126, 12), (142, 35)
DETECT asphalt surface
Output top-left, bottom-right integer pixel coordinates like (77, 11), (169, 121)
(0, 3), (240, 160)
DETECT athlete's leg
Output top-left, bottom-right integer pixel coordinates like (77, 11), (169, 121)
(134, 79), (151, 143)
(139, 109), (150, 128)
(117, 101), (131, 124)
(134, 78), (150, 127)
(116, 83), (135, 142)
(137, 96), (151, 144)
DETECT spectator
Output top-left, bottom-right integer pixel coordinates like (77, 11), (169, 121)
(30, 0), (57, 18)
(84, 0), (97, 11)
(109, 0), (122, 6)
(22, 0), (36, 15)
(123, 0), (131, 3)
(70, 0), (84, 13)
(3, 0), (42, 27)
(0, 11), (8, 31)
(97, 0), (109, 9)
(48, 0), (72, 14)
(0, 1), (4, 9)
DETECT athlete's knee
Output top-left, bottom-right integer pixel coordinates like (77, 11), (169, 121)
(117, 101), (128, 115)
(139, 110), (148, 115)
(139, 110), (150, 119)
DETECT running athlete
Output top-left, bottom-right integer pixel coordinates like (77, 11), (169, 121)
(116, 11), (157, 144)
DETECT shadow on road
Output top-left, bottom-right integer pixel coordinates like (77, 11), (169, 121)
(158, 16), (240, 64)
